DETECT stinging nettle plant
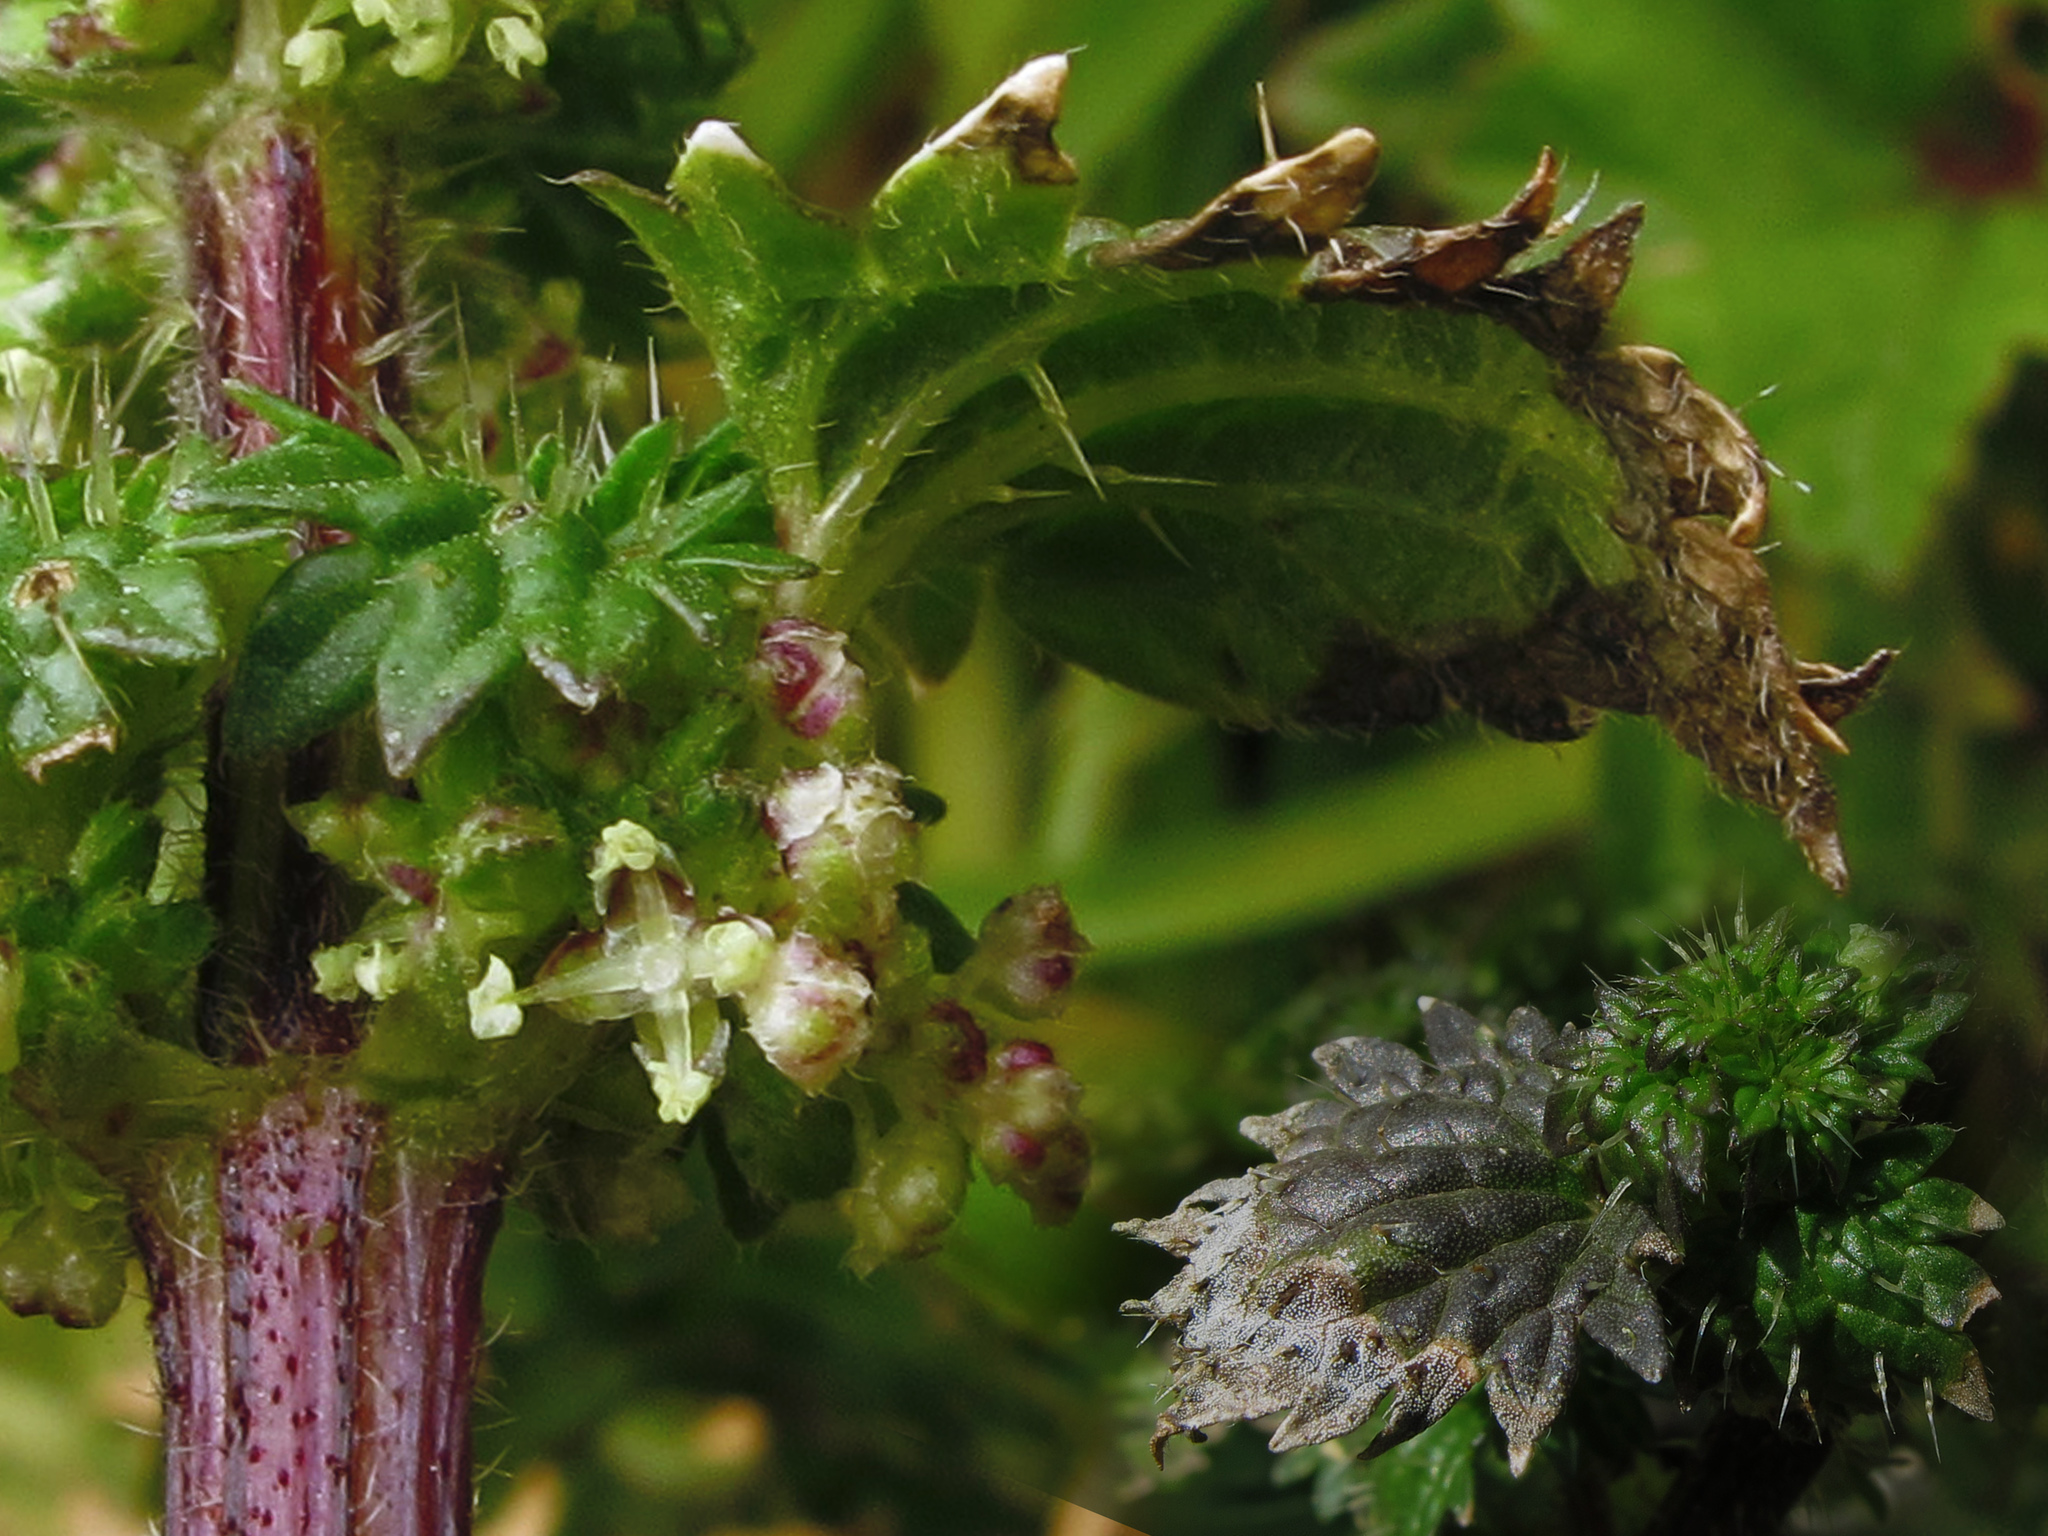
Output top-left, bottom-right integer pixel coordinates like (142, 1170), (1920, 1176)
(0, 4), (1998, 1531)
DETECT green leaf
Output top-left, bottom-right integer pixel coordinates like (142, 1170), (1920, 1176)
(866, 560), (981, 685)
(224, 542), (394, 758)
(204, 399), (794, 766)
(595, 55), (1896, 890)
(1275, 0), (2019, 578)
(374, 534), (521, 776)
(585, 418), (683, 537)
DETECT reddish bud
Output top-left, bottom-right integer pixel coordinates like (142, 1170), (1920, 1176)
(992, 1126), (1046, 1170)
(385, 862), (436, 905)
(967, 887), (1089, 1019)
(967, 1042), (1090, 1225)
(756, 619), (867, 740)
(992, 1038), (1055, 1074)
(930, 1000), (988, 1084)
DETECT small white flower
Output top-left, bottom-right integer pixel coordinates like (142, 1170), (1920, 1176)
(485, 14), (547, 75)
(698, 916), (775, 996)
(633, 1000), (731, 1125)
(592, 820), (672, 906)
(283, 27), (347, 87)
(311, 943), (366, 1001)
(353, 940), (407, 1001)
(467, 955), (525, 1040)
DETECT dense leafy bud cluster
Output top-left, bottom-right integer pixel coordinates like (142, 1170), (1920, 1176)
(1558, 912), (1962, 1227)
(1555, 915), (1997, 1432)
(0, 384), (1100, 1284)
(1123, 917), (1997, 1477)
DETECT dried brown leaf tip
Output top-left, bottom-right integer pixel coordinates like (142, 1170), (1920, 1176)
(922, 54), (1077, 186)
(1302, 148), (1560, 301)
(1479, 204), (1644, 355)
(1556, 344), (1896, 891)
(1290, 145), (1887, 890)
(1093, 127), (1381, 270)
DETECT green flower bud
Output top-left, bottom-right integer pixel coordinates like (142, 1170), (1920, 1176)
(1840, 923), (1907, 986)
(841, 1117), (970, 1275)
(764, 762), (915, 933)
(0, 1200), (127, 1329)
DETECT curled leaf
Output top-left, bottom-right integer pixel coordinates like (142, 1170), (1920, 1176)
(594, 58), (1895, 889)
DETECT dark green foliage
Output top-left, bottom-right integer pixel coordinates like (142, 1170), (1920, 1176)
(1274, 1395), (1486, 1536)
(1124, 916), (1997, 1499)
(1559, 913), (1967, 1229)
(178, 398), (808, 771)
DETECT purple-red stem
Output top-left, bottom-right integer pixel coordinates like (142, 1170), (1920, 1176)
(184, 119), (405, 452)
(133, 1088), (504, 1536)
(131, 114), (508, 1536)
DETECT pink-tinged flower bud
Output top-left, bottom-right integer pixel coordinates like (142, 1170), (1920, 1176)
(991, 1038), (1054, 1073)
(929, 1000), (987, 1084)
(763, 762), (916, 933)
(840, 1117), (970, 1275)
(756, 619), (867, 740)
(964, 887), (1089, 1019)
(967, 1038), (1090, 1224)
(741, 931), (874, 1093)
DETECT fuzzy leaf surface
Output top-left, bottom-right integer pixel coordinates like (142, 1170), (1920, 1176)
(588, 56), (1893, 888)
(181, 406), (803, 771)
(1119, 1001), (1676, 1475)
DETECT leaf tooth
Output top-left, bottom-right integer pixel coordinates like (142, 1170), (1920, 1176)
(1938, 1349), (1995, 1422)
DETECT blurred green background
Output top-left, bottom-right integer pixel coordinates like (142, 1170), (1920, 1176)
(10, 1), (2048, 1531)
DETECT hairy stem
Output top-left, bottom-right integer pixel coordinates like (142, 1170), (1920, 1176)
(131, 1086), (505, 1536)
(184, 114), (407, 452)
(149, 114), (502, 1535)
